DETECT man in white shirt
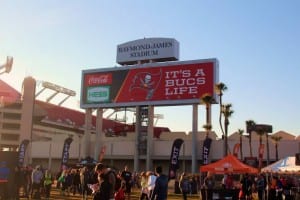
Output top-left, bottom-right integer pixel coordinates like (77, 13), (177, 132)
(31, 165), (43, 198)
(147, 171), (157, 199)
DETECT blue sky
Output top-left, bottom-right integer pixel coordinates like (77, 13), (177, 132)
(1, 1), (299, 137)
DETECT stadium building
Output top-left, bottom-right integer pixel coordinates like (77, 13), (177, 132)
(1, 77), (299, 174)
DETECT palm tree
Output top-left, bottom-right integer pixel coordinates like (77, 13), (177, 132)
(245, 120), (256, 157)
(200, 93), (214, 125)
(215, 82), (228, 138)
(222, 103), (234, 156)
(237, 129), (244, 160)
(271, 135), (282, 161)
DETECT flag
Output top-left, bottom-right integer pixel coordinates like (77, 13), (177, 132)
(168, 138), (184, 180)
(18, 139), (29, 167)
(98, 145), (106, 162)
(61, 137), (73, 170)
(233, 143), (240, 158)
(202, 137), (212, 165)
(258, 144), (265, 159)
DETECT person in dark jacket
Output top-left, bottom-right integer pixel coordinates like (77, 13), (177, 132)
(150, 166), (168, 200)
(93, 163), (116, 200)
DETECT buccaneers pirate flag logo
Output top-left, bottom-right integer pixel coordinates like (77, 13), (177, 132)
(129, 69), (162, 100)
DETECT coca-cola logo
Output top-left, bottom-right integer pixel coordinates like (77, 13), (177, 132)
(85, 73), (112, 86)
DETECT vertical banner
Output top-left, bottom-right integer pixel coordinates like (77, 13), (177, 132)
(202, 137), (212, 165)
(258, 144), (265, 159)
(258, 144), (265, 170)
(61, 137), (73, 170)
(233, 143), (240, 158)
(98, 145), (106, 162)
(18, 139), (30, 167)
(168, 138), (184, 180)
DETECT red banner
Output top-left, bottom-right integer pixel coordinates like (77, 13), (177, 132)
(258, 144), (265, 170)
(258, 144), (265, 159)
(233, 143), (240, 158)
(98, 145), (106, 162)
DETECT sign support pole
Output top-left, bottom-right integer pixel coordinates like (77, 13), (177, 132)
(83, 108), (92, 158)
(94, 108), (103, 161)
(147, 105), (154, 171)
(192, 104), (198, 173)
(134, 106), (140, 172)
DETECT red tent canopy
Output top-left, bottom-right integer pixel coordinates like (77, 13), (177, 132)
(200, 154), (258, 174)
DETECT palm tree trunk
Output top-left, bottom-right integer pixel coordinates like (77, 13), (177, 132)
(219, 96), (224, 137)
(249, 133), (253, 157)
(275, 144), (279, 161)
(240, 136), (243, 160)
(206, 105), (211, 125)
(224, 119), (228, 156)
(266, 134), (270, 165)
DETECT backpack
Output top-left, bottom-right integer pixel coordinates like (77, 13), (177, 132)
(107, 170), (119, 191)
(180, 179), (190, 193)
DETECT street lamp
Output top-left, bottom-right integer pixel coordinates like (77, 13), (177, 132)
(0, 56), (13, 75)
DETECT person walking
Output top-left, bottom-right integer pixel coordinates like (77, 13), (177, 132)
(43, 169), (53, 200)
(150, 166), (168, 200)
(202, 172), (215, 200)
(121, 165), (133, 200)
(256, 174), (265, 200)
(240, 173), (253, 200)
(93, 163), (117, 200)
(179, 172), (190, 200)
(147, 171), (157, 200)
(80, 166), (92, 200)
(140, 171), (149, 200)
(71, 169), (81, 196)
(31, 165), (43, 199)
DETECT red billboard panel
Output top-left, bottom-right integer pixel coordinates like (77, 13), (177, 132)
(81, 59), (219, 108)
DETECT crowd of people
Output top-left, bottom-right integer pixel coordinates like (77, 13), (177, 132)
(200, 172), (300, 200)
(2, 160), (300, 200)
(0, 162), (171, 200)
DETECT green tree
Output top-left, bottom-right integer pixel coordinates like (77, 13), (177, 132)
(203, 124), (212, 138)
(222, 103), (234, 156)
(237, 129), (244, 160)
(245, 120), (256, 157)
(271, 135), (282, 161)
(215, 82), (228, 138)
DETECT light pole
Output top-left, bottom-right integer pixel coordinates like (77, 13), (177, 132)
(0, 56), (13, 75)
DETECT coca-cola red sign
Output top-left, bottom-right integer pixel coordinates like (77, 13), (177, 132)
(85, 73), (112, 86)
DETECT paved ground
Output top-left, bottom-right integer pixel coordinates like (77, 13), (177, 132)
(20, 187), (200, 200)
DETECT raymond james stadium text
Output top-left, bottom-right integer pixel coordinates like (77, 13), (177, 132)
(118, 42), (173, 58)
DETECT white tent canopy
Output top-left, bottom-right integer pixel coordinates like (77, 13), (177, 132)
(261, 156), (300, 174)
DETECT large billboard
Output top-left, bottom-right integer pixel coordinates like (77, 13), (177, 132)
(81, 59), (219, 108)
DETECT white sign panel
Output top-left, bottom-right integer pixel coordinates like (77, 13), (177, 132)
(116, 38), (179, 65)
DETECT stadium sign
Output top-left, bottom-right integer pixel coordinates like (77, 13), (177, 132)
(116, 38), (179, 65)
